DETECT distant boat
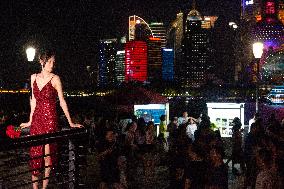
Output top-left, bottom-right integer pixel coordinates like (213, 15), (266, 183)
(267, 85), (284, 105)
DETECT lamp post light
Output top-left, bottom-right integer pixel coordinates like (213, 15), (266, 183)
(26, 47), (36, 62)
(252, 42), (264, 113)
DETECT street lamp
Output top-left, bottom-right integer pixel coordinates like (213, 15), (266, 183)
(252, 42), (264, 112)
(26, 47), (36, 61)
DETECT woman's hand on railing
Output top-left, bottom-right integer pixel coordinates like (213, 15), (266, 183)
(69, 122), (83, 128)
(20, 122), (31, 129)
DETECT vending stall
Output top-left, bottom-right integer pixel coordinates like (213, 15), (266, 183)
(207, 103), (245, 137)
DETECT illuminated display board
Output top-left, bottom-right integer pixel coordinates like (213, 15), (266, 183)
(134, 104), (169, 125)
(207, 103), (245, 137)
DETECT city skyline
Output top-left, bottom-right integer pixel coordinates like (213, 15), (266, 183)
(0, 0), (240, 89)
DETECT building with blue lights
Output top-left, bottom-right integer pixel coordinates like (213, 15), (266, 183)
(98, 39), (117, 86)
(162, 49), (174, 81)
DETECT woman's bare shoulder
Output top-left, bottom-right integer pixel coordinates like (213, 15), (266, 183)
(30, 74), (37, 81)
(51, 75), (62, 85)
(52, 74), (60, 80)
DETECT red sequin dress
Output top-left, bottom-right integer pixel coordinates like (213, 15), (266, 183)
(30, 76), (58, 176)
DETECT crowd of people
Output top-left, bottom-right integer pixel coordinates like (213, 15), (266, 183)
(77, 110), (283, 189)
(1, 109), (284, 189)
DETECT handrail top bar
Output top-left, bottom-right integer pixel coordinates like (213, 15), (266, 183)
(0, 127), (87, 151)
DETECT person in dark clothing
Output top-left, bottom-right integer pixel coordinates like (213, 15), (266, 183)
(230, 117), (245, 175)
(97, 129), (120, 189)
(206, 146), (228, 189)
(185, 144), (206, 189)
(168, 157), (188, 189)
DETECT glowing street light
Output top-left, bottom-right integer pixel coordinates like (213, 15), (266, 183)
(252, 42), (264, 112)
(26, 47), (36, 61)
(253, 42), (264, 59)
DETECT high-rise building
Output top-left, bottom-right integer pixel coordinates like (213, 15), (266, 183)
(278, 0), (284, 24)
(125, 41), (148, 82)
(162, 48), (174, 81)
(252, 0), (284, 49)
(169, 12), (184, 52)
(98, 39), (117, 86)
(129, 15), (153, 41)
(135, 23), (153, 41)
(241, 0), (262, 22)
(147, 37), (162, 82)
(149, 22), (167, 48)
(167, 12), (184, 82)
(115, 50), (125, 83)
(179, 5), (212, 88)
(201, 16), (218, 29)
(252, 0), (284, 84)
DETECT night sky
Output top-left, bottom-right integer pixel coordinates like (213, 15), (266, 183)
(0, 0), (240, 89)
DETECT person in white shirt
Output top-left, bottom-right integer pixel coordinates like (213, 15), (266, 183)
(178, 111), (189, 126)
(186, 118), (198, 141)
(248, 113), (260, 132)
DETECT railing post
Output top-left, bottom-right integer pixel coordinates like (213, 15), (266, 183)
(69, 139), (75, 189)
(0, 178), (3, 189)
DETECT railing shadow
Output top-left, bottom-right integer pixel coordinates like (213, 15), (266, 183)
(0, 127), (88, 189)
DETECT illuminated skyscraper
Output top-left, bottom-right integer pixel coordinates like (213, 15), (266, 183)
(125, 41), (148, 82)
(201, 16), (218, 29)
(162, 48), (174, 81)
(115, 50), (125, 83)
(179, 4), (212, 88)
(169, 12), (184, 52)
(167, 12), (184, 82)
(98, 39), (117, 86)
(241, 0), (262, 22)
(252, 0), (284, 84)
(252, 0), (284, 49)
(279, 0), (284, 24)
(129, 15), (153, 41)
(149, 22), (167, 48)
(147, 38), (162, 82)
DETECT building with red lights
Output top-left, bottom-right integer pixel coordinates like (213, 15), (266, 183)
(125, 41), (148, 82)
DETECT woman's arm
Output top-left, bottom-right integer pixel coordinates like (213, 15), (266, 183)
(20, 74), (36, 128)
(53, 75), (82, 128)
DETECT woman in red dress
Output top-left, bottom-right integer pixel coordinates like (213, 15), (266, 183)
(20, 50), (82, 189)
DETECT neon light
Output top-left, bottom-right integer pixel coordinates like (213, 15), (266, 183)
(267, 85), (284, 104)
(266, 1), (275, 14)
(149, 37), (161, 41)
(245, 0), (253, 5)
(163, 49), (173, 52)
(117, 50), (125, 54)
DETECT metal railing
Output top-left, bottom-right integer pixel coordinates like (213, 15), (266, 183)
(0, 127), (88, 189)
